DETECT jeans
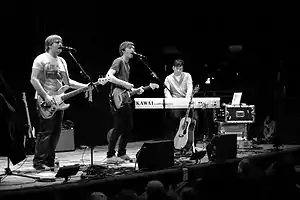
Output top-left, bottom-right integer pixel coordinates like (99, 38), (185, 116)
(33, 102), (63, 167)
(107, 104), (133, 158)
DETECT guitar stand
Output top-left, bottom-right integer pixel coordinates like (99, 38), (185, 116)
(0, 157), (40, 183)
(190, 150), (207, 164)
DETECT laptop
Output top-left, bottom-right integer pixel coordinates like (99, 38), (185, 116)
(231, 92), (242, 105)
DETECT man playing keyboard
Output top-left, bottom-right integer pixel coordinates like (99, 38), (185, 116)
(163, 59), (199, 141)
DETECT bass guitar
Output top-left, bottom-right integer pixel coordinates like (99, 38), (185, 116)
(112, 83), (159, 109)
(37, 77), (109, 119)
(22, 92), (35, 154)
(174, 84), (200, 150)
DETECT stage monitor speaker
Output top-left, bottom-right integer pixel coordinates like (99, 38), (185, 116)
(213, 134), (237, 161)
(55, 164), (80, 182)
(136, 140), (174, 170)
(56, 129), (75, 152)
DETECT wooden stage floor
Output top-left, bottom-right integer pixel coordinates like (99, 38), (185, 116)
(1, 140), (299, 192)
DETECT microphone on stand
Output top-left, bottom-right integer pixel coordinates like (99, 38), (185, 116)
(60, 46), (77, 52)
(132, 51), (146, 58)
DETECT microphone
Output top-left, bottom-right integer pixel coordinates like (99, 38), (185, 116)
(60, 46), (77, 52)
(132, 51), (146, 58)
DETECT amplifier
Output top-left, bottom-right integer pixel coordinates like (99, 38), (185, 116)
(56, 128), (75, 152)
(225, 105), (255, 123)
(217, 122), (248, 138)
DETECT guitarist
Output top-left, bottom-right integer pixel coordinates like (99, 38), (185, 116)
(30, 35), (92, 170)
(105, 41), (144, 164)
(164, 59), (199, 143)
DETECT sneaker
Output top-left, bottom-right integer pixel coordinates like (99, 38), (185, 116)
(33, 164), (45, 170)
(33, 164), (52, 171)
(118, 154), (131, 161)
(106, 156), (124, 164)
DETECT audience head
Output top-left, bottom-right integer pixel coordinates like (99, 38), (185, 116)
(179, 187), (197, 200)
(116, 189), (138, 200)
(88, 192), (107, 200)
(145, 180), (167, 200)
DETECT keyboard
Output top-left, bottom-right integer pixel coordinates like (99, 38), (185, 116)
(134, 97), (220, 109)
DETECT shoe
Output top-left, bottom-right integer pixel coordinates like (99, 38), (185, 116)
(118, 154), (131, 161)
(33, 164), (52, 171)
(33, 164), (45, 170)
(106, 156), (124, 164)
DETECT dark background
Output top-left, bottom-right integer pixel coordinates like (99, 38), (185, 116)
(1, 4), (300, 147)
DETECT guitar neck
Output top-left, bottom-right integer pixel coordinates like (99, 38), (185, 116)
(24, 104), (32, 128)
(182, 84), (199, 122)
(61, 82), (98, 101)
(183, 93), (197, 120)
(22, 93), (33, 137)
(129, 85), (152, 96)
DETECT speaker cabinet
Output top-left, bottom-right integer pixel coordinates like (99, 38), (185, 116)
(56, 129), (75, 152)
(136, 140), (174, 170)
(208, 134), (237, 162)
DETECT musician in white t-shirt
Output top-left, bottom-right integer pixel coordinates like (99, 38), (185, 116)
(163, 59), (199, 141)
(30, 35), (90, 170)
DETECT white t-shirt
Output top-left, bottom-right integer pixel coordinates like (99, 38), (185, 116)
(32, 52), (69, 97)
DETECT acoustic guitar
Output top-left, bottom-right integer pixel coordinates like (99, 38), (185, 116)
(173, 84), (200, 150)
(111, 83), (159, 109)
(22, 92), (36, 154)
(37, 77), (108, 119)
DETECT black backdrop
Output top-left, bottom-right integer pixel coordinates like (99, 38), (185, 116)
(2, 4), (300, 147)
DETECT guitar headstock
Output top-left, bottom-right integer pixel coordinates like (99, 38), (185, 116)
(192, 84), (200, 95)
(149, 83), (159, 90)
(22, 92), (26, 103)
(97, 76), (110, 85)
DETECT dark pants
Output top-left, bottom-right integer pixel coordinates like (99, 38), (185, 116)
(33, 102), (63, 167)
(165, 109), (199, 141)
(107, 104), (133, 158)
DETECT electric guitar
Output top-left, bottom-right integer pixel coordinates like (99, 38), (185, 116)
(22, 92), (35, 154)
(37, 77), (109, 119)
(111, 83), (159, 109)
(174, 84), (200, 150)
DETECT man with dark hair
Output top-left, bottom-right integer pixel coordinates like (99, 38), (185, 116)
(164, 59), (199, 142)
(30, 34), (91, 170)
(105, 41), (144, 164)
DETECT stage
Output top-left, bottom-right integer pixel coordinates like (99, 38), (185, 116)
(0, 141), (299, 192)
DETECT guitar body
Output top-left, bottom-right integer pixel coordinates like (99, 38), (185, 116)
(174, 117), (194, 149)
(111, 83), (159, 110)
(25, 127), (35, 155)
(37, 85), (70, 119)
(173, 84), (200, 150)
(112, 88), (131, 109)
(37, 77), (109, 119)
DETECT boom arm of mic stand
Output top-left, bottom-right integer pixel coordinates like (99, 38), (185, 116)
(67, 51), (98, 92)
(139, 58), (172, 94)
(139, 58), (170, 125)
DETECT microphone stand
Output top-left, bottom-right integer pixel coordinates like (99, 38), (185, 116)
(67, 51), (98, 93)
(66, 51), (100, 174)
(138, 56), (172, 140)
